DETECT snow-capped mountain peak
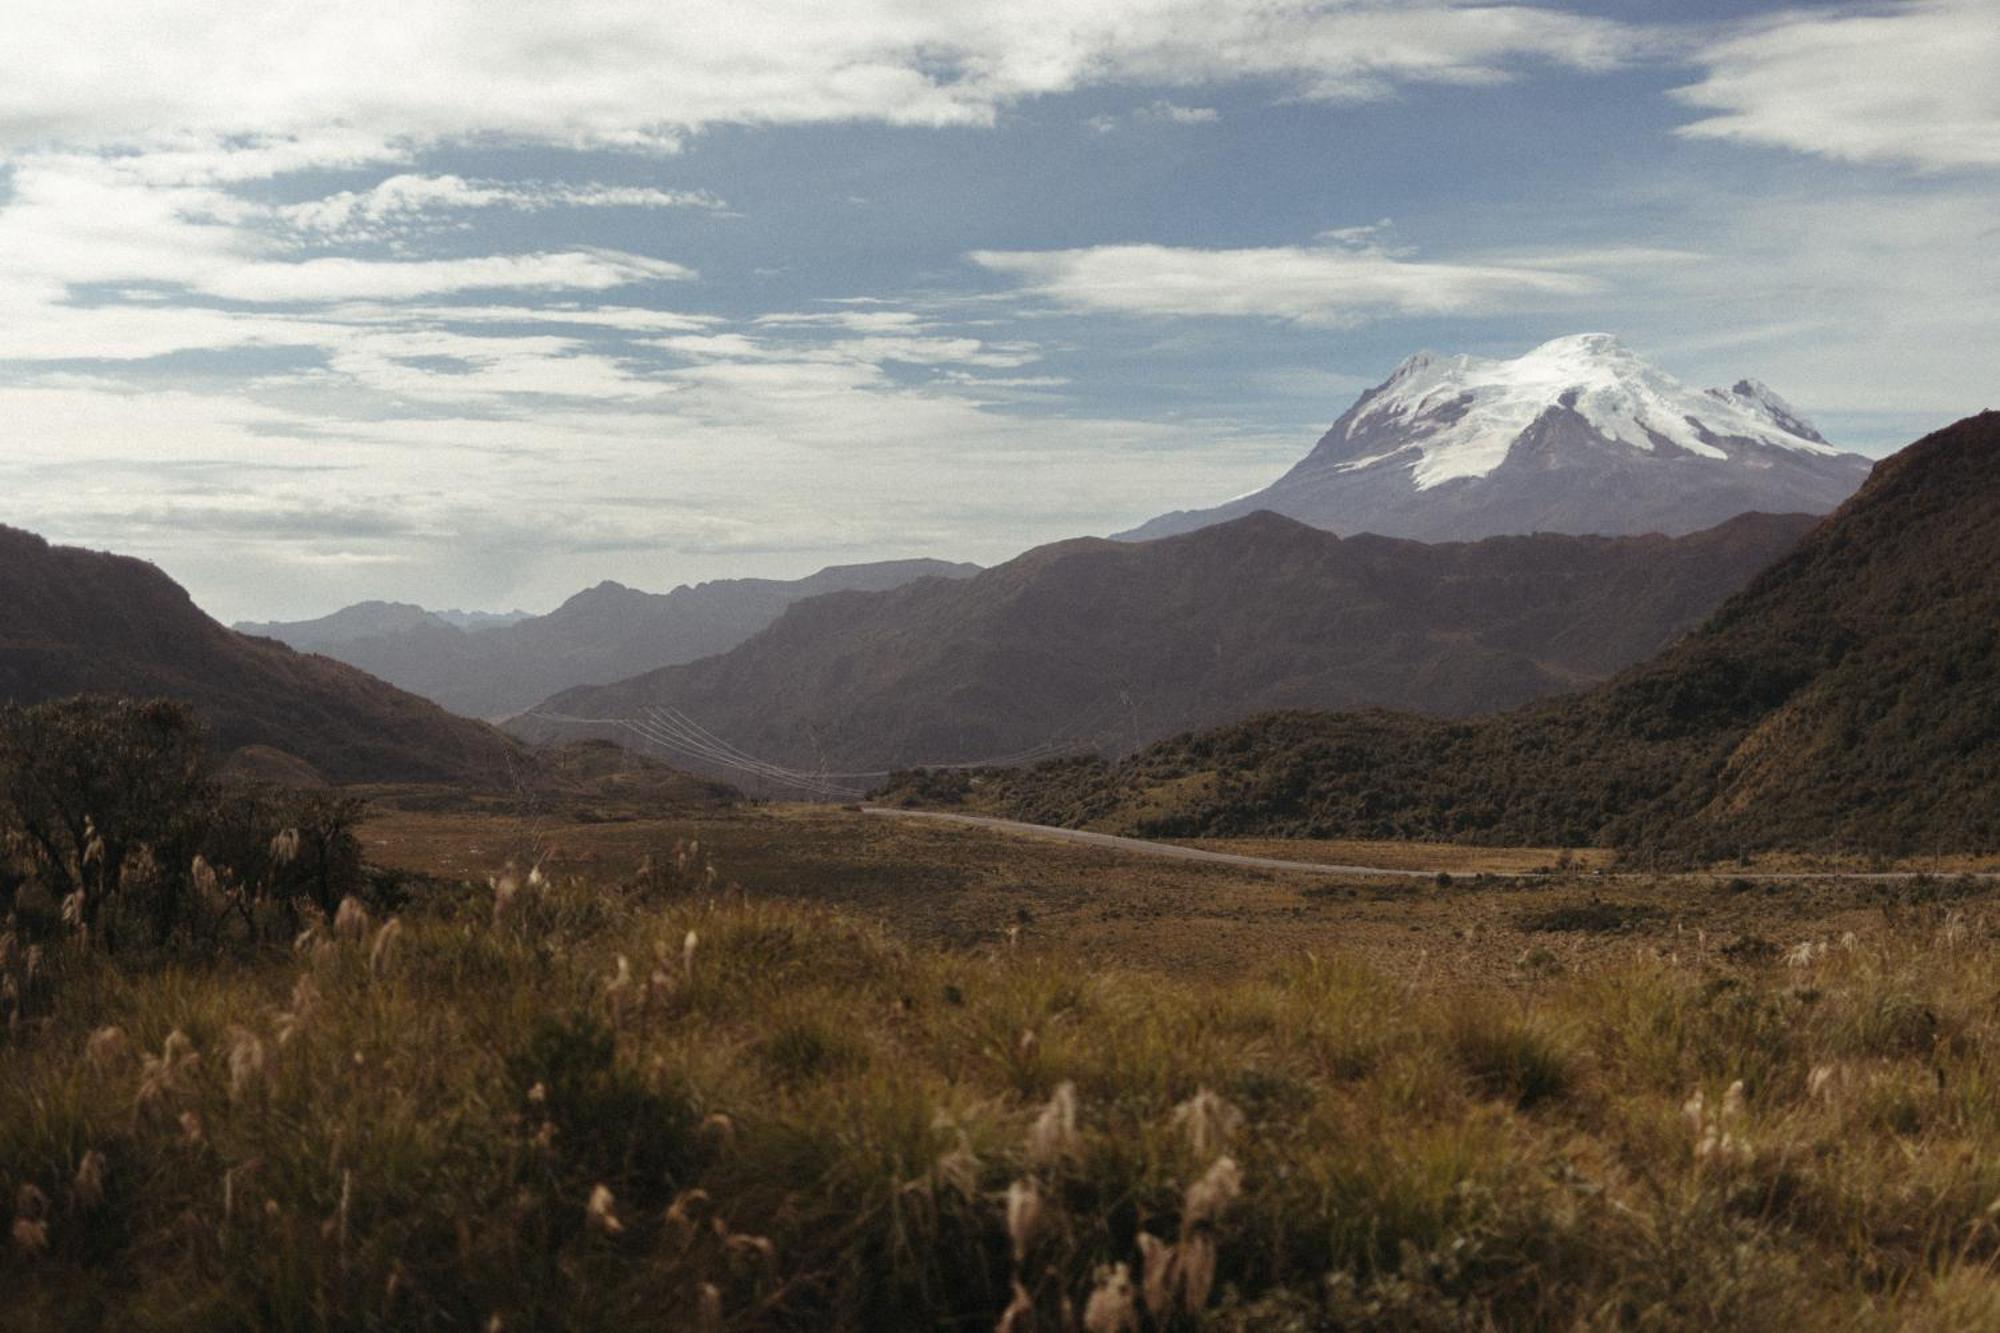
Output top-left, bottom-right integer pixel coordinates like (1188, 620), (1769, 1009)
(1115, 333), (1875, 546)
(1349, 333), (1839, 490)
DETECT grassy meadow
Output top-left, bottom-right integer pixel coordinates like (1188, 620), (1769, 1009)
(9, 825), (2000, 1330)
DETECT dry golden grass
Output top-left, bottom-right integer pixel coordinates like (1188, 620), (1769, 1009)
(9, 819), (2000, 1330)
(1166, 835), (1616, 875)
(362, 804), (1979, 985)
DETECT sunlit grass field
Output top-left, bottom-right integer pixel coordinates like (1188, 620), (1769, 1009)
(9, 840), (2000, 1331)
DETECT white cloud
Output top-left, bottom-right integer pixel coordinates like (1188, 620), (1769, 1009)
(1141, 100), (1218, 124)
(1675, 0), (2000, 170)
(0, 153), (692, 324)
(1091, 99), (1219, 132)
(970, 239), (1595, 326)
(201, 251), (692, 303)
(648, 320), (1042, 371)
(0, 2), (1645, 154)
(278, 174), (724, 236)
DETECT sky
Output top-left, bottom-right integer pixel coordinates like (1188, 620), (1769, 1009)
(0, 1), (1994, 621)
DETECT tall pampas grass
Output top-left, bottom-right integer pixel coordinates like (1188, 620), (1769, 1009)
(1027, 1081), (1079, 1167)
(333, 896), (372, 942)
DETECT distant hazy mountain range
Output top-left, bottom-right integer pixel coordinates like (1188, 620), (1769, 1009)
(510, 508), (1818, 789)
(1123, 334), (1875, 543)
(963, 412), (2000, 858)
(0, 526), (518, 784)
(238, 602), (532, 644)
(237, 560), (978, 720)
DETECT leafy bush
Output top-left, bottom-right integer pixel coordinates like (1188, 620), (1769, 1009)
(0, 696), (365, 964)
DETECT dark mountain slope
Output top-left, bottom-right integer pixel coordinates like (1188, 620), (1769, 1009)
(0, 527), (520, 784)
(947, 412), (2000, 858)
(514, 509), (1817, 781)
(242, 559), (978, 719)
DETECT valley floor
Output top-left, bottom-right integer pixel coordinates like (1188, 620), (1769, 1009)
(362, 802), (1987, 985)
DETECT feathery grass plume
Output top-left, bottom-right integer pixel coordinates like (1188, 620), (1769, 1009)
(136, 1029), (200, 1118)
(11, 1215), (48, 1256)
(85, 1024), (130, 1068)
(178, 1110), (205, 1146)
(1684, 1080), (1754, 1169)
(225, 1025), (266, 1100)
(1178, 1232), (1218, 1312)
(292, 924), (330, 962)
(191, 854), (229, 916)
(491, 872), (522, 926)
(662, 1188), (711, 1252)
(269, 827), (300, 867)
(586, 1183), (624, 1235)
(527, 864), (546, 889)
(368, 918), (404, 980)
(274, 972), (320, 1047)
(60, 887), (86, 933)
(1137, 1231), (1178, 1320)
(1786, 939), (1826, 968)
(1016, 1028), (1039, 1065)
(995, 1280), (1034, 1333)
(1027, 1081), (1080, 1167)
(13, 1183), (50, 1255)
(333, 895), (372, 942)
(1184, 1156), (1242, 1228)
(932, 1120), (981, 1200)
(1808, 1063), (1843, 1101)
(1082, 1262), (1138, 1332)
(1005, 1178), (1042, 1263)
(604, 954), (633, 1022)
(683, 929), (700, 979)
(72, 1150), (107, 1209)
(724, 1228), (777, 1265)
(1171, 1088), (1244, 1159)
(696, 1282), (724, 1333)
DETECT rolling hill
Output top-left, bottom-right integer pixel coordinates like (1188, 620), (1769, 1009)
(938, 412), (2000, 858)
(0, 526), (521, 784)
(512, 508), (1818, 789)
(240, 559), (978, 720)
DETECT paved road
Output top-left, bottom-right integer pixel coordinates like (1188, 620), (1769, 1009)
(861, 806), (1441, 878)
(860, 806), (2000, 884)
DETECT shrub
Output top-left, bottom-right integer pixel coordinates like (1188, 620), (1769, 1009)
(0, 696), (365, 958)
(0, 697), (209, 948)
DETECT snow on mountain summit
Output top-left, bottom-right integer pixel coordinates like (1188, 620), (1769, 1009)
(1350, 333), (1840, 490)
(1117, 333), (1875, 545)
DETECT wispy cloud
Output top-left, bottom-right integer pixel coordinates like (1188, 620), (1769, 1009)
(970, 236), (1595, 326)
(278, 175), (725, 238)
(1675, 0), (2000, 170)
